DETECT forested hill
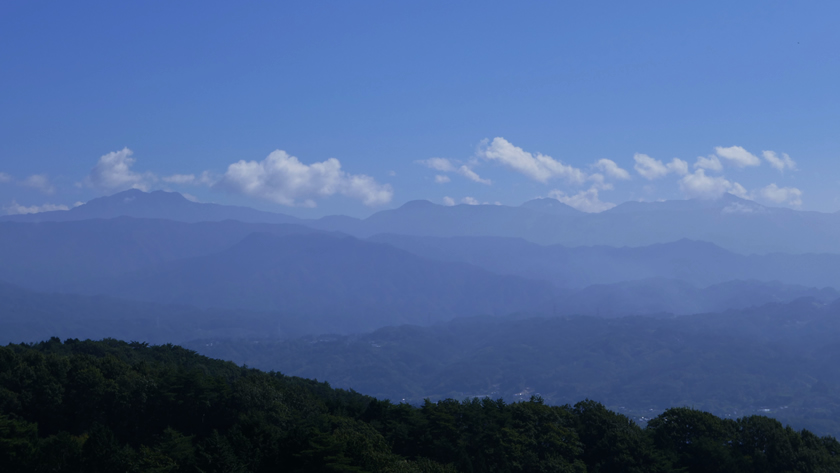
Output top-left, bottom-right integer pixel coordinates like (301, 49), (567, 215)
(2, 339), (840, 472)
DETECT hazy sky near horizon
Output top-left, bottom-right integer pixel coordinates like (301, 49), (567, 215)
(1, 1), (838, 217)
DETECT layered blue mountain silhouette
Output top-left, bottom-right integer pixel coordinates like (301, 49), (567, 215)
(0, 189), (301, 224)
(2, 189), (840, 343)
(5, 189), (840, 253)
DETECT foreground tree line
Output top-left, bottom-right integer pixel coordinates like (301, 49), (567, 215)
(1, 339), (839, 472)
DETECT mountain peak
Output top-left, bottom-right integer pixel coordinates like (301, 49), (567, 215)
(0, 189), (300, 225)
(398, 200), (438, 209)
(519, 198), (582, 215)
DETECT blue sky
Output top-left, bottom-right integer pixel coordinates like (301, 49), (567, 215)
(1, 1), (838, 217)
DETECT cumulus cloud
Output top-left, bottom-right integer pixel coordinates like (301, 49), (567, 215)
(0, 173), (11, 183)
(548, 187), (616, 213)
(679, 169), (747, 200)
(216, 149), (393, 207)
(762, 151), (797, 172)
(4, 200), (69, 215)
(756, 183), (802, 206)
(461, 196), (479, 205)
(21, 174), (55, 194)
(587, 173), (615, 191)
(593, 159), (630, 180)
(162, 171), (216, 186)
(478, 137), (586, 184)
(84, 148), (155, 192)
(634, 154), (688, 180)
(417, 158), (491, 185)
(442, 196), (455, 206)
(694, 155), (723, 172)
(434, 175), (451, 184)
(715, 146), (761, 167)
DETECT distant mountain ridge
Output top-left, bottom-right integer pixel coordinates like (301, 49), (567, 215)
(369, 234), (840, 289)
(0, 217), (327, 291)
(6, 189), (838, 254)
(348, 193), (840, 254)
(84, 231), (559, 331)
(557, 278), (839, 317)
(0, 189), (301, 224)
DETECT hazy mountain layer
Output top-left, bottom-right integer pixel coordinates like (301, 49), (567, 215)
(190, 297), (840, 436)
(83, 232), (558, 331)
(1, 276), (831, 346)
(339, 195), (840, 254)
(0, 217), (325, 291)
(0, 282), (321, 345)
(557, 278), (838, 316)
(0, 188), (301, 224)
(2, 215), (836, 330)
(6, 189), (840, 254)
(371, 234), (840, 289)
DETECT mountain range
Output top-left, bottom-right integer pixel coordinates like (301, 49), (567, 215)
(370, 234), (840, 289)
(2, 189), (840, 336)
(5, 189), (840, 254)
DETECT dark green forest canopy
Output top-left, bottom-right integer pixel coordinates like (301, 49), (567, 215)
(2, 339), (840, 472)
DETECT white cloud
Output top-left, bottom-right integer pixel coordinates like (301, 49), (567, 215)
(84, 148), (155, 192)
(0, 173), (11, 183)
(694, 155), (723, 172)
(216, 149), (393, 207)
(434, 175), (451, 184)
(418, 157), (456, 172)
(457, 165), (491, 184)
(21, 174), (55, 194)
(478, 137), (586, 184)
(162, 171), (216, 186)
(461, 196), (479, 205)
(587, 173), (615, 190)
(548, 187), (616, 213)
(756, 183), (802, 206)
(442, 196), (455, 206)
(593, 159), (630, 180)
(762, 151), (797, 172)
(417, 158), (491, 185)
(633, 154), (688, 180)
(715, 146), (761, 167)
(678, 169), (747, 199)
(4, 200), (69, 215)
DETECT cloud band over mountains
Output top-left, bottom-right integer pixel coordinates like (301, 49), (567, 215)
(2, 138), (806, 214)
